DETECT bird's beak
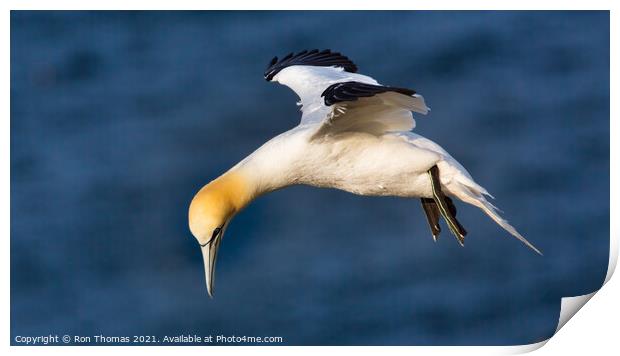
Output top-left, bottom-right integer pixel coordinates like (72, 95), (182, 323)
(201, 226), (225, 298)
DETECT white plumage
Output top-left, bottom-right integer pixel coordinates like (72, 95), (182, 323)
(189, 50), (540, 297)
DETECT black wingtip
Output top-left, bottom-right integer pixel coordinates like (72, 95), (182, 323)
(321, 81), (416, 106)
(265, 56), (278, 81)
(264, 49), (358, 81)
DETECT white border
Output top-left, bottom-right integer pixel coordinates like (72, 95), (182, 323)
(3, 1), (617, 355)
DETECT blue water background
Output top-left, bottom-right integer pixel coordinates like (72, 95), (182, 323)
(11, 11), (610, 345)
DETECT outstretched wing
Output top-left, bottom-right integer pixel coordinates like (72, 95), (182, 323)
(311, 81), (429, 138)
(265, 49), (429, 137)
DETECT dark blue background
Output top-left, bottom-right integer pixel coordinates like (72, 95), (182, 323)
(11, 11), (609, 345)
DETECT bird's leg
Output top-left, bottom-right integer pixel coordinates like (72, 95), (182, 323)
(420, 198), (441, 241)
(445, 196), (468, 239)
(427, 165), (468, 246)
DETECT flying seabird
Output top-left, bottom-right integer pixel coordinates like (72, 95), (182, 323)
(189, 49), (541, 297)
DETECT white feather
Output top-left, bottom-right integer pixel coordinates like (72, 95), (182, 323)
(274, 65), (378, 124)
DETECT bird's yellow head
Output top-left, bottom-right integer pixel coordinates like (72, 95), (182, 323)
(188, 170), (253, 297)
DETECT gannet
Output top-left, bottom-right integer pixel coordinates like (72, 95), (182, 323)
(189, 49), (541, 297)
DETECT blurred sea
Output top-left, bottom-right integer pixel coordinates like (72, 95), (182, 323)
(10, 11), (609, 345)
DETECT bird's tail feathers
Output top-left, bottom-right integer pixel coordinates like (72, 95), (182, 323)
(455, 174), (495, 200)
(450, 179), (542, 255)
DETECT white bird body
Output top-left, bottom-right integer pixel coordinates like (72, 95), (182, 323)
(188, 50), (541, 297)
(235, 128), (439, 198)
